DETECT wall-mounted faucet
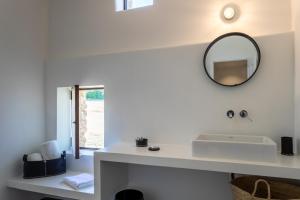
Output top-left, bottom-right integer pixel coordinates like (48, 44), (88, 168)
(226, 110), (253, 121)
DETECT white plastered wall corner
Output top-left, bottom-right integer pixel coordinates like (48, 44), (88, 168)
(0, 0), (48, 199)
(293, 0), (300, 153)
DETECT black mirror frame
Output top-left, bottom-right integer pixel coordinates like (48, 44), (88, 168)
(203, 32), (261, 87)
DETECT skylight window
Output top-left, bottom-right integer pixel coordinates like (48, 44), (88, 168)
(116, 0), (154, 11)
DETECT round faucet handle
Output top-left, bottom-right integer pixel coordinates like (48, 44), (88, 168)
(227, 110), (235, 119)
(240, 110), (249, 118)
(240, 110), (253, 122)
(240, 110), (248, 118)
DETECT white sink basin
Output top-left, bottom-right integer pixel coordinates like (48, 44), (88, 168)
(192, 134), (277, 162)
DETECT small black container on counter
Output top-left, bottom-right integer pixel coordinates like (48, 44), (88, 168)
(281, 137), (294, 156)
(136, 138), (148, 147)
(23, 151), (66, 179)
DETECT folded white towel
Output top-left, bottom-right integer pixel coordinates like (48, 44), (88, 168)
(63, 173), (94, 190)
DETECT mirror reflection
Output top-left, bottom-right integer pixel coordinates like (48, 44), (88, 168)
(204, 33), (260, 86)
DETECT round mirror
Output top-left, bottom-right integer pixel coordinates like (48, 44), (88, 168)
(204, 32), (261, 87)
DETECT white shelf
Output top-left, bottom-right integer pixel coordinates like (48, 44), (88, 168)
(7, 171), (94, 200)
(95, 143), (300, 180)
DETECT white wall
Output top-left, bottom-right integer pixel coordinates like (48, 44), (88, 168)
(0, 0), (48, 199)
(46, 33), (294, 147)
(293, 0), (300, 152)
(48, 0), (292, 59)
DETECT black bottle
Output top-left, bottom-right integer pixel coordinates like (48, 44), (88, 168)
(281, 137), (294, 156)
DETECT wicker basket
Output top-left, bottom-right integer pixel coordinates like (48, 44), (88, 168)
(231, 176), (300, 200)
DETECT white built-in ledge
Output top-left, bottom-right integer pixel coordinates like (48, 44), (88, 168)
(95, 143), (300, 180)
(7, 171), (94, 200)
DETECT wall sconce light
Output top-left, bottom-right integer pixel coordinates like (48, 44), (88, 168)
(221, 4), (239, 22)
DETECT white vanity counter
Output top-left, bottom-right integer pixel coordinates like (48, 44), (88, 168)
(7, 171), (94, 200)
(95, 143), (300, 180)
